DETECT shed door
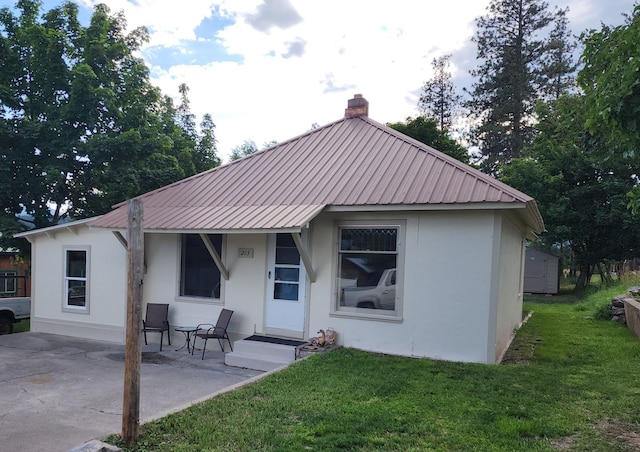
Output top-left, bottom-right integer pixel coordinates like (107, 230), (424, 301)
(265, 233), (306, 338)
(524, 259), (546, 293)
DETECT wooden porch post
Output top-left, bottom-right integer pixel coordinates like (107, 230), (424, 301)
(122, 199), (144, 443)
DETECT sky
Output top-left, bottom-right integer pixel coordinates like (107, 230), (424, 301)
(23, 0), (640, 162)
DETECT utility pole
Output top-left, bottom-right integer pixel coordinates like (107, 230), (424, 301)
(122, 199), (144, 443)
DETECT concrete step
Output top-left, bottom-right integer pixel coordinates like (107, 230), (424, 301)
(225, 339), (300, 372)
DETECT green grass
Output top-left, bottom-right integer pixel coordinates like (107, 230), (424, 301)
(13, 318), (29, 333)
(106, 282), (640, 451)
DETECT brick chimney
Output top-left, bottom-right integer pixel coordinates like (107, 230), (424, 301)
(345, 94), (368, 118)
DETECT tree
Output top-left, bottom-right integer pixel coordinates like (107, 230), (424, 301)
(176, 82), (197, 141)
(466, 0), (571, 175)
(229, 140), (277, 161)
(230, 140), (259, 161)
(578, 6), (640, 213)
(579, 6), (640, 143)
(0, 1), (220, 248)
(418, 55), (462, 131)
(194, 113), (220, 172)
(539, 11), (578, 101)
(387, 116), (470, 164)
(501, 95), (640, 290)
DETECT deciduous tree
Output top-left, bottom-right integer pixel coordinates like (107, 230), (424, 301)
(387, 116), (470, 165)
(0, 1), (220, 250)
(501, 95), (640, 290)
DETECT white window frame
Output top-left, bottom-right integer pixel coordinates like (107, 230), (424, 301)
(0, 270), (17, 295)
(331, 220), (404, 322)
(62, 246), (90, 313)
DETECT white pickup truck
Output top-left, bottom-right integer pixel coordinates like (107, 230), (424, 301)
(0, 297), (31, 334)
(340, 268), (396, 310)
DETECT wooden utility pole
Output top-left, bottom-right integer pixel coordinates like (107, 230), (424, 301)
(122, 199), (144, 443)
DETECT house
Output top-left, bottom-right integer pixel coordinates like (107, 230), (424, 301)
(16, 95), (544, 364)
(0, 250), (30, 298)
(524, 248), (559, 295)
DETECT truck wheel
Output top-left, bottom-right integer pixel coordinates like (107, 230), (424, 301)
(0, 318), (13, 335)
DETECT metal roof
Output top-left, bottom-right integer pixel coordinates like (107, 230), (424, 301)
(90, 112), (544, 235)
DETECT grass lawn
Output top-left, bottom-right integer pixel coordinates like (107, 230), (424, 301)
(13, 318), (30, 334)
(107, 282), (640, 451)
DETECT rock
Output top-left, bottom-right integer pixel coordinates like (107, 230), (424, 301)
(612, 295), (626, 307)
(627, 286), (640, 296)
(612, 307), (626, 316)
(67, 440), (122, 452)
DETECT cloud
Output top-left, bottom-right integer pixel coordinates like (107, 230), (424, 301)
(281, 38), (307, 58)
(321, 73), (356, 94)
(245, 0), (303, 32)
(70, 0), (636, 163)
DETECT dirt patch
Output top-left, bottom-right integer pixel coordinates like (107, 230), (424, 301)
(594, 419), (640, 451)
(500, 337), (542, 364)
(550, 434), (578, 450)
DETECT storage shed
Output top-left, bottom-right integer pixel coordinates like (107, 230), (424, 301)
(524, 248), (559, 294)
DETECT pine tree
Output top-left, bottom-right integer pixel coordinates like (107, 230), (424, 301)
(466, 0), (571, 175)
(540, 11), (578, 101)
(418, 55), (461, 131)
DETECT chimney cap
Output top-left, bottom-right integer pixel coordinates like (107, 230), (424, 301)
(345, 94), (368, 118)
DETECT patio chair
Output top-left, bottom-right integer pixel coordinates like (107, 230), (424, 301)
(193, 308), (234, 359)
(142, 303), (171, 351)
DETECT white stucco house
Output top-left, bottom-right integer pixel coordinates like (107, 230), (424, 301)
(17, 95), (544, 364)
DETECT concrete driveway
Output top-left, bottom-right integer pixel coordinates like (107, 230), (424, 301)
(0, 332), (263, 451)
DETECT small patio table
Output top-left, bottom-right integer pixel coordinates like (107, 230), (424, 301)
(174, 326), (201, 353)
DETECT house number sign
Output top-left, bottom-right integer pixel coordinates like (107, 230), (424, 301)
(238, 248), (254, 258)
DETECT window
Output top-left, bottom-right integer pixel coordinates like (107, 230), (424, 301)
(180, 234), (222, 299)
(0, 270), (17, 295)
(337, 226), (400, 315)
(64, 248), (89, 311)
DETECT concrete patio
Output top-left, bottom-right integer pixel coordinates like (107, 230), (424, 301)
(0, 331), (264, 451)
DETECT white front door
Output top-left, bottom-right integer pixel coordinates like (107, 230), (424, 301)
(265, 233), (307, 338)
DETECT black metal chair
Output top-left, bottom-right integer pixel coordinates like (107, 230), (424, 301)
(193, 309), (234, 359)
(142, 303), (171, 351)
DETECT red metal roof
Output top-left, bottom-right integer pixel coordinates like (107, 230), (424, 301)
(90, 114), (544, 234)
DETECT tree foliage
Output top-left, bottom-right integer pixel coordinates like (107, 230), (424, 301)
(229, 140), (259, 161)
(418, 55), (462, 131)
(387, 116), (470, 165)
(539, 12), (578, 101)
(466, 0), (573, 175)
(579, 6), (640, 150)
(501, 95), (640, 290)
(0, 0), (219, 250)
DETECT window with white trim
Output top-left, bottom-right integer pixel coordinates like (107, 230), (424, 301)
(180, 234), (222, 299)
(64, 247), (89, 311)
(336, 225), (401, 316)
(0, 270), (17, 295)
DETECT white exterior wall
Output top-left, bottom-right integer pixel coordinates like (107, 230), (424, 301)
(28, 225), (127, 342)
(307, 210), (500, 363)
(25, 209), (528, 362)
(142, 233), (269, 345)
(493, 215), (526, 363)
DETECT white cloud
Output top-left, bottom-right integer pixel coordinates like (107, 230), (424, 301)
(76, 0), (636, 162)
